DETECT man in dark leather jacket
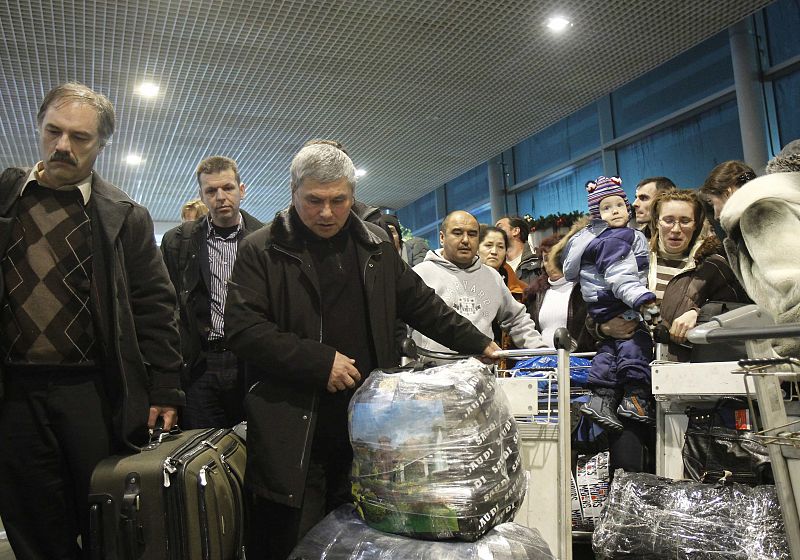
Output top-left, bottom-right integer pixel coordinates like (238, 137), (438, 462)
(225, 142), (499, 559)
(161, 156), (263, 428)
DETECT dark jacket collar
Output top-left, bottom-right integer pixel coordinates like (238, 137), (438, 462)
(88, 172), (139, 244)
(0, 167), (29, 216)
(186, 208), (263, 240)
(269, 206), (384, 253)
(238, 209), (264, 233)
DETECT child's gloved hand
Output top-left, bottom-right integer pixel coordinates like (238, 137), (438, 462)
(640, 302), (660, 323)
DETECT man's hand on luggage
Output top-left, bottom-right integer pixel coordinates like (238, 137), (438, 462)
(149, 406), (178, 431)
(327, 352), (361, 393)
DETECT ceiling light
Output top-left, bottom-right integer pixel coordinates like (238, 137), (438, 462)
(135, 82), (160, 97)
(355, 168), (367, 178)
(126, 154), (143, 165)
(546, 17), (572, 32)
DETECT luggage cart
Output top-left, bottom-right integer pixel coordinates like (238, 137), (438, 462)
(496, 344), (595, 560)
(687, 305), (800, 558)
(411, 328), (587, 560)
(651, 306), (773, 479)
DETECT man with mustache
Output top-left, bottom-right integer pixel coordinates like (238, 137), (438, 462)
(411, 210), (547, 355)
(161, 156), (263, 428)
(0, 82), (184, 558)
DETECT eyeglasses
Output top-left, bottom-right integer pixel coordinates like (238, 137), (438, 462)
(659, 217), (695, 229)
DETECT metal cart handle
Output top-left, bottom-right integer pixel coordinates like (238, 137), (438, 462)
(738, 357), (800, 369)
(687, 304), (800, 344)
(404, 327), (579, 360)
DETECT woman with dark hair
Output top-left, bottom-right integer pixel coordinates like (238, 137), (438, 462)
(477, 225), (528, 368)
(477, 224), (526, 301)
(648, 189), (750, 361)
(525, 233), (593, 351)
(699, 160), (757, 220)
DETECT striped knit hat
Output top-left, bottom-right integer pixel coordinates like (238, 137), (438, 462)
(586, 176), (629, 220)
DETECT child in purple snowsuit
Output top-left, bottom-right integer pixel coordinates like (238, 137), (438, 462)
(560, 176), (658, 430)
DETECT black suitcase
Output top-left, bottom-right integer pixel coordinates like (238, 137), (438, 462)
(88, 426), (246, 560)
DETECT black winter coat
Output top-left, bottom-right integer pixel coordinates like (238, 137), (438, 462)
(160, 210), (263, 379)
(516, 244), (541, 285)
(224, 209), (491, 506)
(0, 168), (184, 449)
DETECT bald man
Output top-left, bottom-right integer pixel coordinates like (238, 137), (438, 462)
(411, 210), (547, 355)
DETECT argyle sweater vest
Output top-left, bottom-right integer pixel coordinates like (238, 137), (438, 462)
(0, 184), (96, 365)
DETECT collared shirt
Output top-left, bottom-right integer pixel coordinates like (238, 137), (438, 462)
(20, 162), (92, 205)
(206, 214), (243, 341)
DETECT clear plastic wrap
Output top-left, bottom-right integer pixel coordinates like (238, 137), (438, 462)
(592, 470), (790, 559)
(349, 358), (527, 541)
(288, 505), (554, 560)
(571, 451), (610, 531)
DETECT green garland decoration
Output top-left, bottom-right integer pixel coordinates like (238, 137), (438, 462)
(400, 224), (414, 241)
(522, 210), (585, 232)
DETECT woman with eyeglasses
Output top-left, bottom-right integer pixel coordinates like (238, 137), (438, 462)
(648, 189), (750, 360)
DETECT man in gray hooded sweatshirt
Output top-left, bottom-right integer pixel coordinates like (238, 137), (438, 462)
(411, 210), (547, 355)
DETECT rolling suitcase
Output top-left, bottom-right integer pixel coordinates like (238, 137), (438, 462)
(88, 426), (246, 560)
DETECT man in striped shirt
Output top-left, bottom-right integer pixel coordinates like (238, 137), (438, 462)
(161, 156), (263, 428)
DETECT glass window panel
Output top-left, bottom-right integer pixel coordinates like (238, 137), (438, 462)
(445, 164), (489, 213)
(774, 71), (800, 147)
(515, 157), (603, 219)
(616, 100), (742, 191)
(420, 227), (440, 252)
(513, 104), (600, 184)
(397, 190), (437, 232)
(611, 32), (734, 136)
(764, 0), (800, 65)
(472, 205), (492, 225)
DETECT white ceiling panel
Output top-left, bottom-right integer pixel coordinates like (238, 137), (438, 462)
(0, 0), (773, 222)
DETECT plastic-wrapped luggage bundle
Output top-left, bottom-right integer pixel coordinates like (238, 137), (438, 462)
(592, 470), (790, 559)
(571, 451), (610, 531)
(289, 505), (554, 560)
(349, 358), (527, 541)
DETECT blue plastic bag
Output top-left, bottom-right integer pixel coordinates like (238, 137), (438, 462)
(511, 355), (591, 386)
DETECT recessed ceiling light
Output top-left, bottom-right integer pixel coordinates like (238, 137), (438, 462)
(135, 82), (160, 97)
(355, 168), (367, 178)
(546, 16), (572, 32)
(126, 154), (143, 165)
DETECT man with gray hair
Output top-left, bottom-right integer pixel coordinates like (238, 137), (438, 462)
(224, 141), (499, 558)
(0, 82), (183, 558)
